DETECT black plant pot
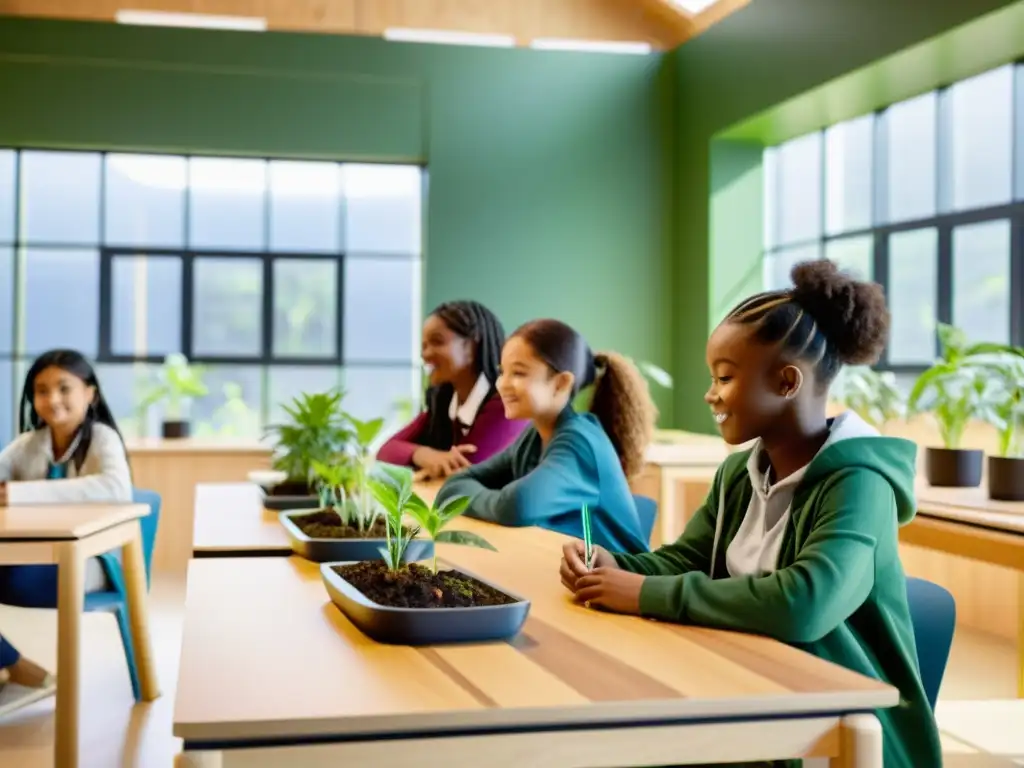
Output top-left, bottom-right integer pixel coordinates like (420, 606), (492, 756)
(987, 455), (1024, 501)
(162, 420), (190, 439)
(925, 447), (983, 488)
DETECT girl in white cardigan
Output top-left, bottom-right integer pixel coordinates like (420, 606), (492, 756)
(0, 349), (132, 717)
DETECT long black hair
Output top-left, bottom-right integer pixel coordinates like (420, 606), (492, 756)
(421, 300), (506, 451)
(19, 349), (126, 472)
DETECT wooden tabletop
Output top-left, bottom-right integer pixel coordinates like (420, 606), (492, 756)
(174, 518), (896, 744)
(0, 503), (149, 540)
(192, 481), (442, 556)
(916, 481), (1024, 523)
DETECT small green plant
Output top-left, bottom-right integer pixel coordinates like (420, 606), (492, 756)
(138, 353), (208, 423)
(964, 345), (1024, 458)
(405, 492), (495, 574)
(347, 416), (386, 534)
(264, 390), (353, 487)
(367, 463), (421, 572)
(310, 459), (354, 528)
(831, 366), (905, 428)
(908, 324), (1007, 449)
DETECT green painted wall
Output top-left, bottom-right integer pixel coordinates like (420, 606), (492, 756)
(670, 0), (1024, 432)
(0, 19), (675, 419)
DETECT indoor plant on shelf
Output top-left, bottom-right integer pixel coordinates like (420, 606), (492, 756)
(907, 324), (999, 488)
(280, 419), (432, 562)
(830, 365), (905, 430)
(320, 463), (529, 645)
(137, 353), (208, 438)
(260, 390), (352, 510)
(973, 347), (1024, 501)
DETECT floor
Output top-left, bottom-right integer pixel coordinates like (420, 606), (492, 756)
(0, 575), (1020, 767)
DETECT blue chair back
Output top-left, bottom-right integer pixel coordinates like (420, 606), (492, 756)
(132, 488), (162, 584)
(632, 494), (657, 546)
(906, 577), (956, 709)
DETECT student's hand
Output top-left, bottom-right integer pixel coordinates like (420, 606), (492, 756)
(0, 482), (6, 507)
(412, 445), (477, 479)
(560, 540), (617, 592)
(573, 569), (645, 615)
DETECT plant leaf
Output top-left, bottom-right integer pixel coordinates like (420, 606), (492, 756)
(435, 529), (497, 551)
(437, 494), (471, 523)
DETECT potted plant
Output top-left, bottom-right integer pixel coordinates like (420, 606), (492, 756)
(971, 346), (1024, 501)
(260, 390), (352, 510)
(137, 353), (208, 438)
(907, 324), (999, 488)
(830, 365), (905, 429)
(320, 464), (530, 645)
(280, 420), (432, 562)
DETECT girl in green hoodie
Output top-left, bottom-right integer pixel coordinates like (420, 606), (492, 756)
(560, 260), (942, 768)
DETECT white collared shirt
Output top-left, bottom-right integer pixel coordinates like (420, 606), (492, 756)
(448, 373), (490, 431)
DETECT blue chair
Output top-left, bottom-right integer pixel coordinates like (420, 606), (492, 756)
(633, 494), (657, 547)
(85, 488), (161, 702)
(905, 577), (956, 710)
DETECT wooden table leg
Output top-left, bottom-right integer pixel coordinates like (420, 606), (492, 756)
(122, 522), (160, 701)
(829, 714), (883, 768)
(1017, 572), (1023, 698)
(54, 542), (84, 768)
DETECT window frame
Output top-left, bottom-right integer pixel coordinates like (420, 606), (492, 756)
(762, 64), (1024, 375)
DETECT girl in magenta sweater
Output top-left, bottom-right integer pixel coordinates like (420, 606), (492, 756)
(377, 300), (527, 480)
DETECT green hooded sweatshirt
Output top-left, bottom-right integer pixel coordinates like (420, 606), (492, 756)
(613, 414), (942, 768)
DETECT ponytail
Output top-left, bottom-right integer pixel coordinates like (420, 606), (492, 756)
(588, 351), (657, 479)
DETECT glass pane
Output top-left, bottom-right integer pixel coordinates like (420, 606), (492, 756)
(949, 67), (1013, 211)
(952, 220), (1011, 344)
(343, 257), (419, 363)
(887, 229), (938, 364)
(776, 132), (822, 246)
(94, 361), (161, 439)
(188, 158), (266, 251)
(111, 255), (183, 357)
(272, 259), (337, 358)
(343, 164), (423, 255)
(825, 236), (873, 281)
(192, 257), (263, 357)
(763, 244), (820, 292)
(0, 248), (11, 354)
(342, 366), (418, 427)
(0, 151), (14, 242)
(269, 161), (341, 253)
(104, 154), (187, 247)
(25, 249), (100, 356)
(189, 365), (263, 438)
(22, 151), (101, 245)
(267, 366), (340, 425)
(885, 94), (937, 223)
(0, 360), (12, 446)
(825, 116), (873, 234)
(762, 148), (777, 250)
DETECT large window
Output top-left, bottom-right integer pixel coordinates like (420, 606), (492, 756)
(0, 149), (424, 443)
(763, 64), (1024, 373)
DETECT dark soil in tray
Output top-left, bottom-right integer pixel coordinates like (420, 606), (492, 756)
(268, 480), (314, 496)
(334, 560), (518, 609)
(292, 510), (400, 539)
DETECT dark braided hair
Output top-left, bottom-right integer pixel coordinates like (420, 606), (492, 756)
(421, 300), (507, 451)
(19, 349), (128, 473)
(725, 260), (890, 388)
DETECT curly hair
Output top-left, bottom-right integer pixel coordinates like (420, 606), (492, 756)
(726, 259), (890, 387)
(511, 320), (656, 479)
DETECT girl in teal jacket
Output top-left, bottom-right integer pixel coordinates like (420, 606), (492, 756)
(561, 260), (942, 768)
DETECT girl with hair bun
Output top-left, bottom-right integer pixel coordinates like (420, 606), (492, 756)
(561, 261), (940, 767)
(437, 318), (655, 554)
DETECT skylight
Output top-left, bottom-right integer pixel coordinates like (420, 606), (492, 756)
(383, 28), (515, 48)
(115, 10), (267, 31)
(669, 0), (719, 14)
(530, 39), (653, 55)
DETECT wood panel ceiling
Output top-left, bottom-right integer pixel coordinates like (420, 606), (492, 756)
(0, 0), (751, 50)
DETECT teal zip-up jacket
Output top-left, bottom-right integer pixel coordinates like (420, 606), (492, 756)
(613, 422), (942, 768)
(436, 407), (649, 554)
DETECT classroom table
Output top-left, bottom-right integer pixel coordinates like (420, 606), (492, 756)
(0, 503), (160, 768)
(174, 518), (895, 767)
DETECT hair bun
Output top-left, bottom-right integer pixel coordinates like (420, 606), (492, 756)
(789, 260), (890, 365)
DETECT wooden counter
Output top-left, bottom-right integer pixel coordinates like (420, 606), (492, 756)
(175, 526), (894, 766)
